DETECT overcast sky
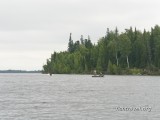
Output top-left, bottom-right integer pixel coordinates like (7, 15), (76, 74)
(0, 0), (160, 70)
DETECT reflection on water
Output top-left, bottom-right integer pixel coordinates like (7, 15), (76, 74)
(0, 74), (160, 120)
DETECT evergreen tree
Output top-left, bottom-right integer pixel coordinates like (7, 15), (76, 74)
(80, 35), (84, 44)
(68, 33), (74, 53)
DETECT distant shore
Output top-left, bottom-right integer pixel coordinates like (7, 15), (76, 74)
(0, 70), (41, 73)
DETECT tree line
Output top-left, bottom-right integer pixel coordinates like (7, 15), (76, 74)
(43, 25), (160, 75)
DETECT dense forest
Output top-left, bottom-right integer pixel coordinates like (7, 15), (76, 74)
(42, 25), (160, 75)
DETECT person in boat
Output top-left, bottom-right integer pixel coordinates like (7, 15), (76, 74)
(93, 70), (97, 75)
(99, 72), (103, 77)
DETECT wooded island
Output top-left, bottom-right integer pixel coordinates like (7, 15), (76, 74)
(43, 25), (160, 75)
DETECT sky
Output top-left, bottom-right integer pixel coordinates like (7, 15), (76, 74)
(0, 0), (160, 70)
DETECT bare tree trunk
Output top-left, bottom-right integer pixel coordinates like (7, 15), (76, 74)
(116, 53), (119, 66)
(126, 56), (129, 68)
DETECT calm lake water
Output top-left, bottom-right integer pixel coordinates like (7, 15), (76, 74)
(0, 74), (160, 120)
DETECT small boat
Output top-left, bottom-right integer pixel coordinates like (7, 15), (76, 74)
(92, 74), (104, 77)
(92, 70), (104, 77)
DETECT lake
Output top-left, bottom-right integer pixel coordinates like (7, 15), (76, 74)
(0, 74), (160, 120)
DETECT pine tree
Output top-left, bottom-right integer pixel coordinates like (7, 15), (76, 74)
(68, 33), (74, 53)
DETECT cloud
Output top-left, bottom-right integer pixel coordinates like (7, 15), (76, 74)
(0, 0), (160, 70)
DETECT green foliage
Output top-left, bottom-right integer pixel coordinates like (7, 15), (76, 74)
(128, 68), (142, 75)
(107, 60), (118, 74)
(43, 25), (160, 75)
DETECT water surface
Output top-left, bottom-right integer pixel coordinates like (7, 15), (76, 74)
(0, 74), (160, 120)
